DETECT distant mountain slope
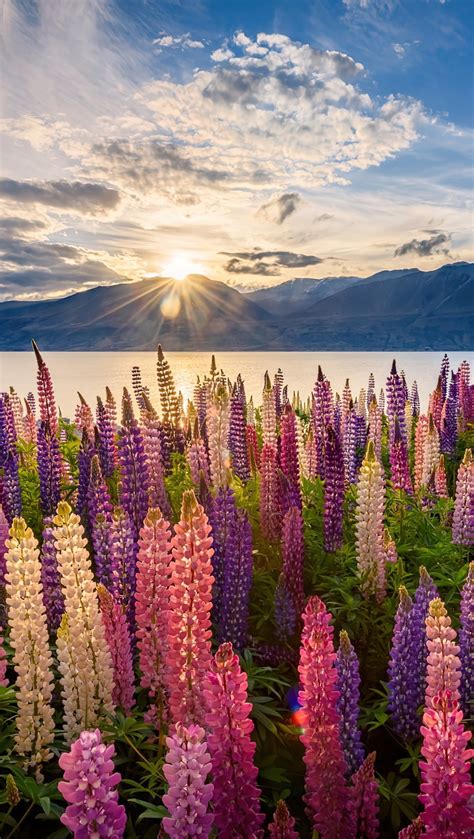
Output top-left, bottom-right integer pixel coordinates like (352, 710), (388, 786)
(0, 263), (472, 350)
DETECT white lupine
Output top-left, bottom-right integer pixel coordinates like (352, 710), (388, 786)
(296, 414), (308, 479)
(355, 442), (386, 603)
(53, 501), (114, 739)
(422, 416), (440, 487)
(207, 383), (230, 489)
(5, 519), (55, 776)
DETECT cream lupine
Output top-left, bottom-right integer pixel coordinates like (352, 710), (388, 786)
(355, 441), (387, 602)
(53, 501), (114, 739)
(425, 598), (461, 709)
(414, 415), (428, 490)
(5, 519), (55, 775)
(421, 416), (440, 487)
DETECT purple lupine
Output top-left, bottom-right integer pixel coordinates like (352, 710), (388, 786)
(96, 396), (116, 478)
(0, 504), (8, 585)
(343, 402), (358, 485)
(386, 360), (407, 444)
(87, 455), (112, 528)
(388, 568), (438, 741)
(76, 429), (95, 524)
(37, 420), (61, 517)
(440, 372), (458, 455)
(459, 562), (473, 718)
(40, 517), (64, 633)
(0, 394), (22, 522)
(312, 366), (334, 479)
(390, 416), (413, 494)
(220, 507), (254, 649)
(228, 377), (250, 483)
(280, 404), (302, 512)
(141, 396), (171, 518)
(336, 630), (365, 775)
(162, 723), (214, 839)
(208, 487), (238, 631)
(91, 513), (116, 592)
(118, 388), (150, 536)
(333, 395), (342, 439)
(110, 507), (137, 632)
(274, 573), (297, 641)
(281, 505), (305, 624)
(324, 426), (345, 553)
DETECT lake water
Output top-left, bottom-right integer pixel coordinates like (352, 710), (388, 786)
(1, 351), (473, 418)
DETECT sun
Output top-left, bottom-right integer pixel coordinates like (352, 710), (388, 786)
(162, 255), (202, 281)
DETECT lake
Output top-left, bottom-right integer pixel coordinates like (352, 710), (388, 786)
(1, 351), (473, 418)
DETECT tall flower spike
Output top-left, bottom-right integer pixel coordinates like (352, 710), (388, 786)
(298, 597), (354, 839)
(389, 416), (413, 494)
(0, 395), (22, 522)
(355, 441), (386, 603)
(0, 503), (9, 584)
(207, 382), (230, 489)
(157, 344), (183, 456)
(351, 752), (379, 839)
(452, 448), (474, 546)
(260, 442), (280, 541)
(414, 415), (428, 491)
(162, 723), (214, 839)
(280, 405), (302, 513)
(440, 373), (458, 455)
(324, 426), (345, 552)
(425, 598), (461, 708)
(97, 585), (135, 715)
(187, 420), (211, 486)
(386, 359), (407, 444)
(434, 454), (448, 498)
(459, 562), (473, 718)
(5, 518), (55, 776)
(96, 396), (117, 478)
(37, 419), (62, 516)
(54, 501), (114, 740)
(343, 402), (358, 485)
(368, 397), (382, 462)
(421, 415), (440, 487)
(419, 690), (474, 837)
(166, 490), (214, 726)
(203, 642), (264, 838)
(228, 377), (250, 482)
(141, 394), (171, 517)
(208, 486), (238, 630)
(268, 800), (299, 839)
(118, 388), (150, 535)
(110, 506), (137, 631)
(135, 508), (172, 727)
(40, 516), (64, 633)
(32, 339), (58, 433)
(262, 371), (278, 447)
(312, 366), (334, 479)
(336, 631), (365, 775)
(220, 507), (254, 649)
(58, 729), (126, 839)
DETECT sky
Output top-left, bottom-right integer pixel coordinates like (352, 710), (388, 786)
(0, 0), (473, 301)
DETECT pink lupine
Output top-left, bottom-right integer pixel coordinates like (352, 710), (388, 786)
(452, 448), (474, 546)
(435, 454), (448, 498)
(298, 597), (354, 838)
(414, 415), (428, 491)
(32, 340), (58, 433)
(268, 800), (299, 838)
(351, 752), (379, 838)
(0, 627), (8, 686)
(166, 491), (214, 726)
(419, 690), (474, 837)
(398, 817), (423, 838)
(260, 442), (280, 541)
(425, 598), (461, 708)
(203, 642), (264, 838)
(162, 723), (214, 838)
(98, 585), (135, 715)
(23, 398), (37, 444)
(74, 393), (95, 439)
(58, 729), (126, 839)
(135, 508), (172, 726)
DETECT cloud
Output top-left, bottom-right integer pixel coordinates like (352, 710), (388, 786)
(0, 179), (121, 214)
(258, 193), (301, 224)
(222, 249), (323, 275)
(394, 232), (451, 257)
(0, 217), (48, 236)
(153, 33), (205, 49)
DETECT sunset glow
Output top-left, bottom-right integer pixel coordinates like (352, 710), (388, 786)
(162, 256), (202, 282)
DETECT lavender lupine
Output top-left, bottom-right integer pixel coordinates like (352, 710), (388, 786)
(324, 427), (345, 552)
(452, 448), (474, 546)
(336, 630), (365, 775)
(58, 729), (126, 839)
(40, 516), (64, 633)
(312, 366), (334, 479)
(386, 360), (407, 444)
(389, 416), (413, 494)
(118, 389), (150, 536)
(87, 455), (112, 528)
(109, 507), (136, 629)
(96, 396), (116, 478)
(228, 377), (250, 482)
(0, 395), (22, 522)
(162, 723), (214, 839)
(351, 752), (379, 839)
(459, 562), (473, 718)
(274, 573), (297, 640)
(220, 507), (254, 649)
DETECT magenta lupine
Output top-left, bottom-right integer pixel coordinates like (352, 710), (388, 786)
(425, 598), (461, 708)
(40, 516), (64, 633)
(452, 448), (474, 546)
(203, 642), (264, 838)
(98, 585), (135, 715)
(268, 800), (299, 838)
(260, 442), (280, 542)
(166, 491), (214, 727)
(398, 817), (423, 838)
(117, 389), (150, 536)
(135, 508), (172, 726)
(281, 505), (305, 622)
(229, 377), (250, 482)
(0, 503), (8, 585)
(0, 395), (22, 522)
(58, 729), (126, 839)
(208, 487), (238, 629)
(96, 396), (116, 478)
(336, 631), (364, 775)
(312, 366), (334, 479)
(220, 508), (254, 649)
(324, 426), (345, 552)
(351, 752), (379, 839)
(298, 597), (354, 839)
(389, 417), (413, 494)
(280, 405), (302, 513)
(162, 723), (214, 839)
(419, 690), (474, 837)
(459, 562), (473, 718)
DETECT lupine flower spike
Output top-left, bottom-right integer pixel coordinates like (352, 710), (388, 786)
(351, 752), (380, 839)
(355, 441), (386, 602)
(98, 584), (135, 715)
(268, 800), (300, 838)
(452, 448), (474, 546)
(425, 598), (461, 708)
(459, 562), (473, 718)
(162, 723), (214, 839)
(336, 630), (364, 775)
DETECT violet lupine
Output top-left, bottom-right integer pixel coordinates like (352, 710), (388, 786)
(208, 486), (238, 629)
(389, 416), (413, 494)
(386, 360), (407, 444)
(333, 394), (342, 439)
(274, 573), (297, 640)
(220, 507), (253, 649)
(166, 490), (214, 727)
(135, 508), (172, 727)
(419, 690), (474, 838)
(97, 585), (135, 715)
(312, 366), (334, 479)
(298, 597), (354, 839)
(281, 505), (305, 622)
(203, 642), (264, 838)
(90, 512), (116, 592)
(207, 382), (231, 489)
(162, 723), (214, 839)
(280, 405), (302, 513)
(324, 426), (345, 553)
(76, 430), (96, 523)
(260, 442), (281, 542)
(58, 729), (126, 839)
(452, 448), (474, 546)
(425, 598), (461, 709)
(96, 396), (116, 478)
(40, 516), (64, 633)
(440, 373), (458, 455)
(0, 503), (8, 585)
(335, 630), (364, 775)
(117, 388), (150, 536)
(0, 395), (22, 522)
(37, 420), (62, 516)
(228, 377), (250, 482)
(459, 562), (473, 718)
(87, 454), (112, 528)
(351, 752), (380, 839)
(187, 420), (211, 486)
(268, 800), (299, 839)
(355, 441), (386, 603)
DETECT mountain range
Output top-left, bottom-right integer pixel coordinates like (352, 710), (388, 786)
(0, 262), (472, 350)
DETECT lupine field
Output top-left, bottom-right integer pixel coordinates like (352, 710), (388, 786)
(0, 342), (472, 839)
